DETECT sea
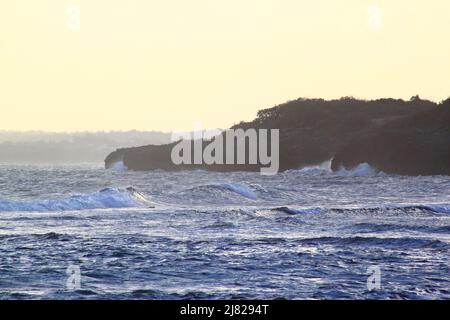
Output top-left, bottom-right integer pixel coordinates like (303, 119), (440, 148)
(0, 162), (449, 299)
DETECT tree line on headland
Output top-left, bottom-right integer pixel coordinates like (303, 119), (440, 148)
(105, 96), (450, 176)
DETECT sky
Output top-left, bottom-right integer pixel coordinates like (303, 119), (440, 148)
(1, 0), (449, 132)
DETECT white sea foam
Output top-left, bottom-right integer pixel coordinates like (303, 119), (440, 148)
(286, 161), (383, 177)
(288, 159), (333, 174)
(109, 160), (128, 172)
(335, 163), (384, 177)
(0, 187), (152, 212)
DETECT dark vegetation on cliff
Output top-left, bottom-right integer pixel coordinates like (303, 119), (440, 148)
(105, 97), (450, 175)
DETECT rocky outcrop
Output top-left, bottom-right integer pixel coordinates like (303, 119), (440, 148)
(331, 101), (450, 175)
(105, 97), (450, 176)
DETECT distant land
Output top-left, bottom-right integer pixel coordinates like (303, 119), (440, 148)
(0, 131), (172, 164)
(105, 96), (450, 176)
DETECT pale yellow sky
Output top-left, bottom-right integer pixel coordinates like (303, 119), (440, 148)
(0, 0), (449, 131)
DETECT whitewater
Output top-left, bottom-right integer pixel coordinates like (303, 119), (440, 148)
(0, 163), (449, 299)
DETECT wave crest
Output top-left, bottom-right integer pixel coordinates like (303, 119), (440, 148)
(209, 183), (258, 199)
(287, 161), (385, 177)
(262, 203), (450, 216)
(183, 183), (258, 200)
(0, 187), (153, 213)
(335, 163), (385, 177)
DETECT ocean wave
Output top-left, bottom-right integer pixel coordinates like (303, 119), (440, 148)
(210, 183), (257, 199)
(264, 203), (450, 216)
(271, 207), (324, 215)
(184, 183), (258, 200)
(290, 159), (333, 174)
(287, 162), (385, 177)
(352, 222), (450, 234)
(295, 236), (449, 249)
(108, 160), (128, 172)
(0, 187), (153, 213)
(425, 204), (450, 214)
(341, 204), (450, 215)
(218, 235), (450, 250)
(335, 163), (385, 177)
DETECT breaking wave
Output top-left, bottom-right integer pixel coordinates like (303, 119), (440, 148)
(0, 187), (153, 213)
(209, 183), (258, 199)
(108, 160), (128, 172)
(182, 183), (258, 200)
(288, 161), (385, 177)
(335, 163), (385, 177)
(287, 159), (333, 174)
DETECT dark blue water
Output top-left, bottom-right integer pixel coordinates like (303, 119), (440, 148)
(0, 163), (449, 299)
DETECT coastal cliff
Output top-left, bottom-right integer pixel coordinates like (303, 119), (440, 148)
(105, 97), (450, 176)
